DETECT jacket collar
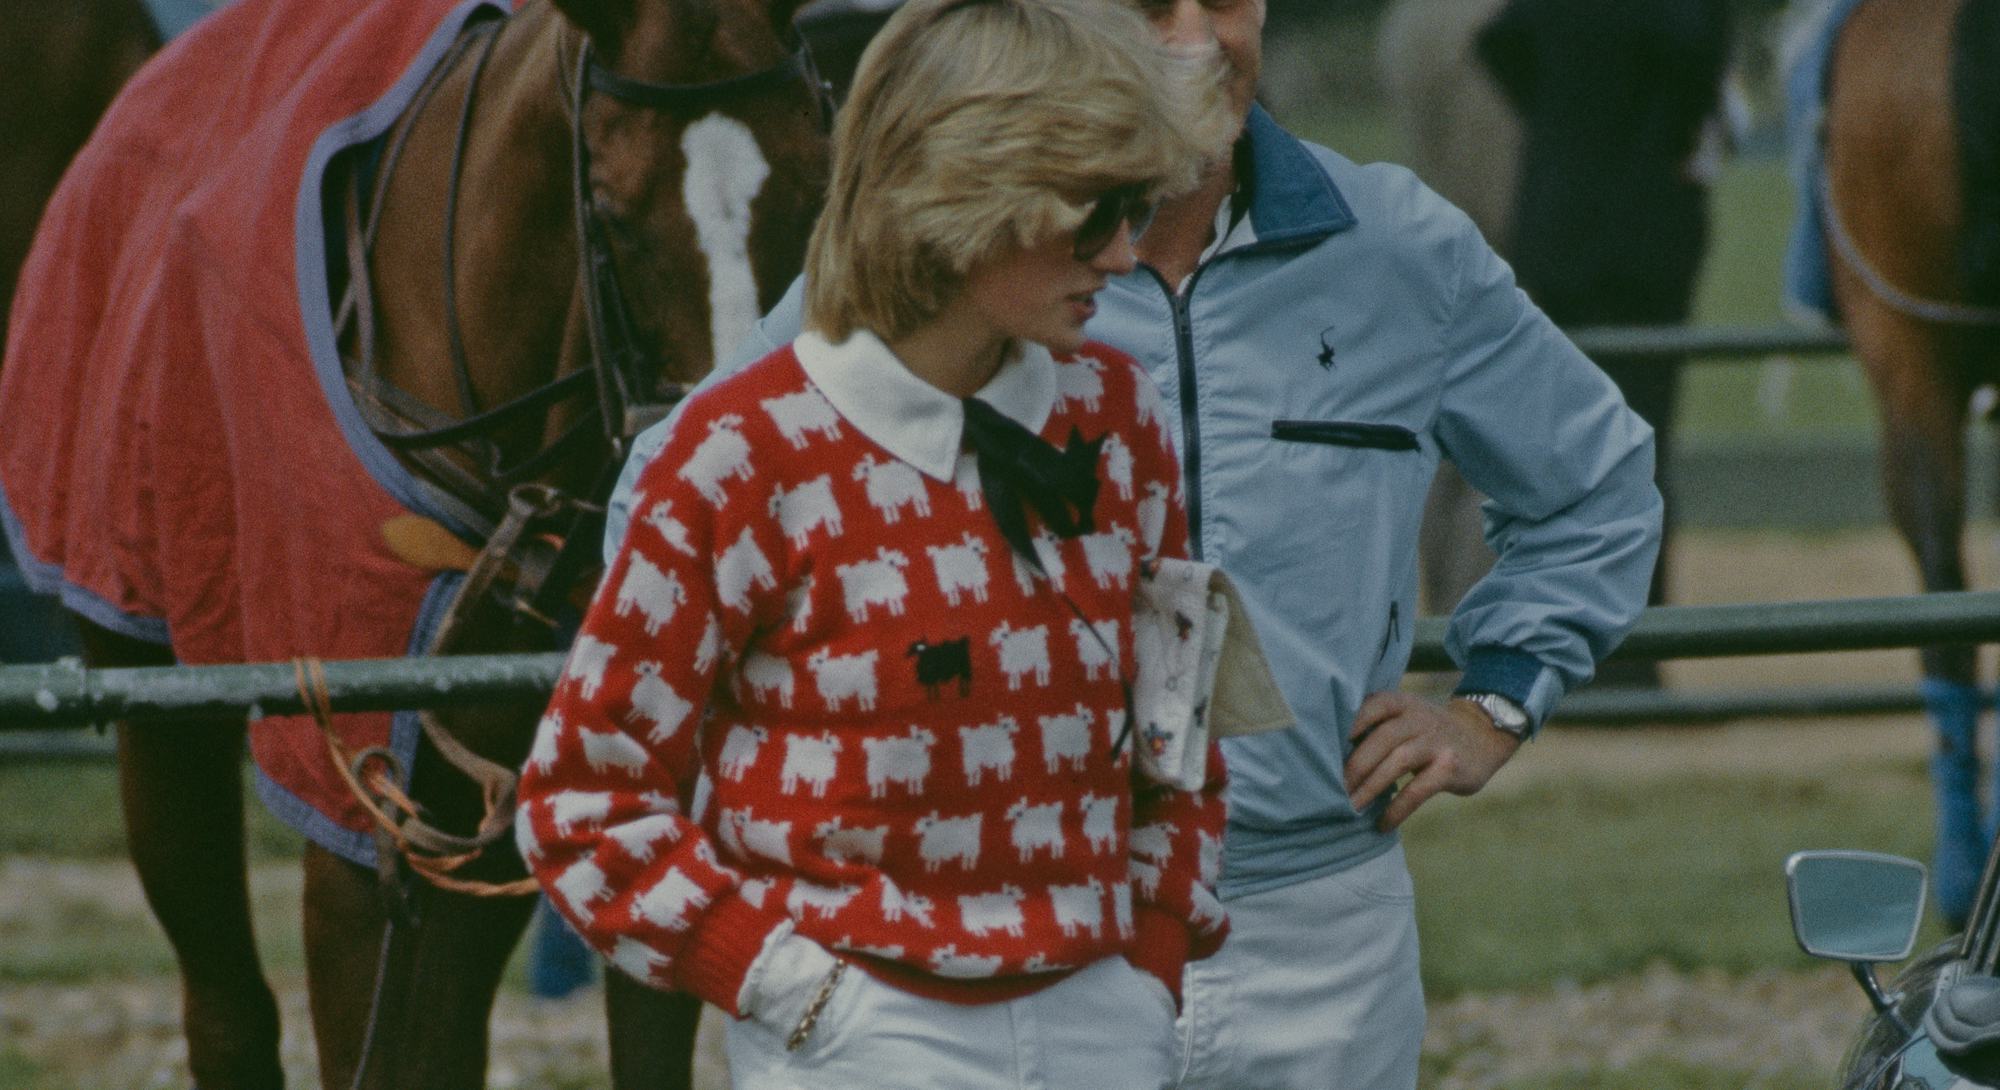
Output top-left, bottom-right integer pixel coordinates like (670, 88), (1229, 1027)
(1239, 104), (1357, 248)
(793, 329), (1057, 482)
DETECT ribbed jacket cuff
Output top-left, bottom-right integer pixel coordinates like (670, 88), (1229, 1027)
(670, 894), (792, 1015)
(1456, 645), (1564, 737)
(1127, 908), (1194, 1004)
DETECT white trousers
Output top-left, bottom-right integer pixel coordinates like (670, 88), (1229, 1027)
(725, 955), (1179, 1090)
(1172, 844), (1424, 1090)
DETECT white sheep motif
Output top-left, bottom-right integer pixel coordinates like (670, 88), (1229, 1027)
(957, 885), (1027, 938)
(563, 634), (617, 700)
(634, 866), (712, 932)
(1006, 797), (1066, 862)
(547, 790), (613, 837)
(813, 816), (889, 864)
(990, 621), (1052, 690)
(787, 880), (862, 921)
(677, 414), (754, 505)
(1103, 433), (1135, 501)
(853, 453), (931, 524)
(606, 814), (683, 864)
(925, 532), (992, 606)
(914, 810), (983, 873)
(952, 451), (983, 510)
(806, 647), (880, 713)
(879, 879), (938, 927)
(714, 724), (769, 781)
(716, 526), (777, 614)
(1054, 356), (1105, 412)
(861, 725), (936, 798)
(958, 716), (1020, 787)
(579, 727), (649, 779)
(929, 945), (1004, 978)
(1080, 523), (1138, 590)
(1037, 703), (1094, 774)
(615, 554), (687, 635)
(641, 499), (696, 555)
(779, 730), (843, 797)
(770, 474), (842, 548)
(1049, 877), (1106, 939)
(739, 651), (796, 709)
(627, 661), (694, 744)
(1080, 792), (1119, 855)
(835, 547), (912, 623)
(1069, 617), (1121, 681)
(554, 858), (611, 925)
(761, 386), (843, 449)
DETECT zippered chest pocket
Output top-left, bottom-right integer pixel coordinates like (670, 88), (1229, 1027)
(1271, 420), (1419, 451)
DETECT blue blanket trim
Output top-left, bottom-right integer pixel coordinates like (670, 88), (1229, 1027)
(139, 0), (227, 42)
(255, 570), (464, 866)
(1783, 0), (1872, 324)
(0, 469), (172, 646)
(293, 0), (511, 545)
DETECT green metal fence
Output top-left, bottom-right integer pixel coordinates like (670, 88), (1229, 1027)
(4, 588), (1997, 730)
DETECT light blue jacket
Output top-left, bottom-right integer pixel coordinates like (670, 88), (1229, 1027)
(604, 107), (1662, 896)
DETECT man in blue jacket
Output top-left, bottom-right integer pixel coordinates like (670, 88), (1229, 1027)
(603, 1), (1660, 1084)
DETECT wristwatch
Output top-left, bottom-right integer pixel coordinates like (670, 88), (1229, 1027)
(1454, 691), (1532, 739)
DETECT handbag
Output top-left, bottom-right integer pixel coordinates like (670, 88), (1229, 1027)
(1129, 558), (1294, 789)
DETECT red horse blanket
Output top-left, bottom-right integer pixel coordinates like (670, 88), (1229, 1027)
(0, 0), (504, 862)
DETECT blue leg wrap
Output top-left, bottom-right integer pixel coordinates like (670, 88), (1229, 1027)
(1924, 677), (1988, 926)
(526, 895), (597, 999)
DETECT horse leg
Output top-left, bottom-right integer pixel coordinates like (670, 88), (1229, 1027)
(606, 968), (707, 1089)
(1860, 316), (1981, 925)
(301, 697), (542, 1090)
(78, 620), (284, 1089)
(303, 841), (537, 1089)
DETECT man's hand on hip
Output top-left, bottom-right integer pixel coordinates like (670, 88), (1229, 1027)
(1345, 692), (1522, 832)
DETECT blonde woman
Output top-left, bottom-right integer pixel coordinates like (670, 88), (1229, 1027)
(518, 0), (1234, 1085)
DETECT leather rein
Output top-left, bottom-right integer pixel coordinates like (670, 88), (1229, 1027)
(339, 11), (833, 539)
(325, 12), (831, 904)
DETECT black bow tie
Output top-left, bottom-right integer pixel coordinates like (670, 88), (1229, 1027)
(961, 397), (1104, 571)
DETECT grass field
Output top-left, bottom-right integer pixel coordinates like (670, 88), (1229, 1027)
(0, 714), (1947, 1088)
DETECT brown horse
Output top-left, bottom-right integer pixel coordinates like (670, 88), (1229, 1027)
(1817, 0), (2000, 925)
(1, 0), (827, 1085)
(0, 0), (159, 663)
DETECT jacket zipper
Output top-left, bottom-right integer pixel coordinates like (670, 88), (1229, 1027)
(1378, 601), (1400, 666)
(1145, 266), (1211, 560)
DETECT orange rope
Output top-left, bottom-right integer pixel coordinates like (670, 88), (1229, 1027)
(293, 658), (538, 897)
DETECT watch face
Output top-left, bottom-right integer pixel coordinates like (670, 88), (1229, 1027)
(1468, 694), (1528, 734)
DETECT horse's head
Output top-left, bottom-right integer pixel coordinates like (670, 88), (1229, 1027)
(1476, 0), (1731, 325)
(552, 0), (831, 398)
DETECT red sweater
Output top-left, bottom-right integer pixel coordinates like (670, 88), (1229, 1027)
(518, 339), (1228, 1012)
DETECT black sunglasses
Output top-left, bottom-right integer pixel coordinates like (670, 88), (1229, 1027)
(1072, 184), (1157, 261)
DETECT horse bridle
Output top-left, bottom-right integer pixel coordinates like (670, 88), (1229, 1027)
(572, 34), (836, 463)
(341, 11), (833, 541)
(328, 9), (831, 912)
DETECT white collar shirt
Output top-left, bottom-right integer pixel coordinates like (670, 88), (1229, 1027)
(791, 328), (1058, 482)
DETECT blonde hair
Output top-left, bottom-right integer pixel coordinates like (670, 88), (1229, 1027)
(803, 0), (1233, 342)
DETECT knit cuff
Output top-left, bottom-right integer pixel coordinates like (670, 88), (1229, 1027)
(1127, 908), (1194, 1005)
(670, 893), (793, 1015)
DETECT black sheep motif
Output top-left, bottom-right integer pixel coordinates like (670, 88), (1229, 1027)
(908, 636), (973, 700)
